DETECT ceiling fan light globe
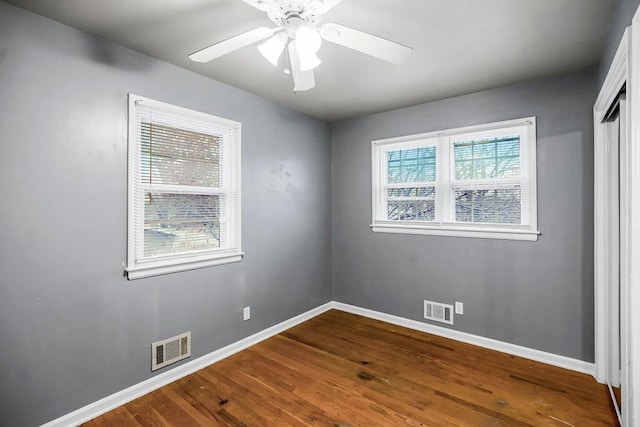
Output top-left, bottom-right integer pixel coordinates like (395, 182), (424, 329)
(295, 25), (322, 71)
(258, 32), (288, 66)
(299, 52), (321, 71)
(295, 25), (322, 54)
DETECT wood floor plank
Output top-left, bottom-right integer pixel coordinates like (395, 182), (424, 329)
(309, 311), (615, 425)
(233, 345), (432, 426)
(227, 347), (396, 425)
(101, 406), (142, 427)
(83, 310), (617, 426)
(124, 395), (172, 427)
(262, 335), (512, 426)
(356, 312), (615, 424)
(200, 350), (333, 425)
(331, 310), (600, 396)
(146, 387), (212, 426)
(175, 371), (259, 425)
(201, 367), (308, 426)
(281, 317), (546, 423)
(160, 383), (224, 425)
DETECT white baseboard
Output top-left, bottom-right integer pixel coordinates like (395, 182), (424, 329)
(43, 300), (594, 426)
(332, 302), (595, 376)
(41, 302), (334, 427)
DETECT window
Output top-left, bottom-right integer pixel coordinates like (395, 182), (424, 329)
(126, 94), (242, 279)
(371, 117), (538, 241)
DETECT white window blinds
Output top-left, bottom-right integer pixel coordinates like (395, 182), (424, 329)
(127, 94), (242, 279)
(447, 124), (536, 229)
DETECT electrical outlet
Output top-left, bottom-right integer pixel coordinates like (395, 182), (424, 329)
(243, 306), (250, 321)
(455, 302), (464, 315)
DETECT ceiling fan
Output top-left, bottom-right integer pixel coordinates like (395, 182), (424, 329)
(189, 0), (413, 92)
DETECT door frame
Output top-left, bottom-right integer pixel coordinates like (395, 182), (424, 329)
(594, 7), (640, 425)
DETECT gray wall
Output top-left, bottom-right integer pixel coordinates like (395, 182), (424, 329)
(599, 0), (640, 85)
(0, 3), (331, 426)
(331, 69), (597, 362)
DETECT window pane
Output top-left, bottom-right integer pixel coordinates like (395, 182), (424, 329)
(387, 146), (436, 183)
(473, 158), (496, 179)
(144, 193), (221, 257)
(454, 136), (520, 180)
(496, 156), (519, 177)
(454, 188), (521, 224)
(388, 200), (435, 221)
(141, 123), (221, 187)
(387, 186), (435, 198)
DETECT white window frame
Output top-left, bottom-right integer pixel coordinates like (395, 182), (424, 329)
(126, 94), (242, 280)
(371, 117), (539, 241)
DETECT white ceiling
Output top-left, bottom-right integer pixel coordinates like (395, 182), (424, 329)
(5, 0), (615, 121)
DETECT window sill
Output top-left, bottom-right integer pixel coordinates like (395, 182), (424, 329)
(126, 251), (243, 280)
(371, 223), (539, 241)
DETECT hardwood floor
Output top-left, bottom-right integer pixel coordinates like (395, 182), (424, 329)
(84, 310), (617, 426)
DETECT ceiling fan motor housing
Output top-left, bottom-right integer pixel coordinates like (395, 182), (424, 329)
(267, 0), (323, 31)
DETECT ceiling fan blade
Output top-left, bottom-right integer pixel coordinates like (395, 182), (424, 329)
(320, 23), (412, 64)
(318, 0), (344, 13)
(240, 0), (280, 12)
(288, 41), (316, 92)
(189, 27), (274, 63)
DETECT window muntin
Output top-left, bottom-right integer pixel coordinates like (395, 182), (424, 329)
(371, 118), (537, 241)
(127, 94), (242, 279)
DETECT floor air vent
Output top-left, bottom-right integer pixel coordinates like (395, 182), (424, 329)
(424, 300), (454, 325)
(152, 331), (191, 371)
